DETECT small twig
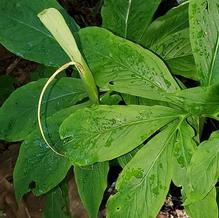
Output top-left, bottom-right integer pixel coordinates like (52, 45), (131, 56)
(6, 58), (21, 75)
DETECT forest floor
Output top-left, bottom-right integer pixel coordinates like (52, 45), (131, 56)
(0, 0), (188, 217)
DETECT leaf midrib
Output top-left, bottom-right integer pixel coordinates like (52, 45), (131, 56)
(63, 114), (181, 144)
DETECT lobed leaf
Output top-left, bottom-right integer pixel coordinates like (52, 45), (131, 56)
(107, 121), (181, 218)
(74, 162), (109, 218)
(59, 105), (184, 165)
(0, 78), (87, 141)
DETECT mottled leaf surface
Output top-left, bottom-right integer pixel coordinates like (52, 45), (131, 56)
(184, 131), (219, 204)
(185, 188), (218, 218)
(43, 186), (69, 218)
(101, 0), (161, 42)
(74, 162), (109, 218)
(79, 27), (180, 102)
(60, 105), (183, 165)
(14, 104), (89, 199)
(107, 122), (180, 218)
(0, 78), (87, 141)
(0, 0), (78, 66)
(189, 0), (219, 85)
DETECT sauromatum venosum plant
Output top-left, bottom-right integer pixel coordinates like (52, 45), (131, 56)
(0, 0), (219, 217)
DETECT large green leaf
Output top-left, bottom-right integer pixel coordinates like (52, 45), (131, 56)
(101, 0), (161, 42)
(0, 78), (87, 141)
(184, 131), (219, 204)
(140, 3), (197, 80)
(172, 120), (197, 186)
(107, 121), (181, 218)
(13, 103), (89, 200)
(74, 162), (109, 218)
(59, 105), (184, 165)
(79, 27), (180, 103)
(43, 186), (69, 218)
(0, 0), (78, 67)
(189, 0), (219, 86)
(185, 188), (218, 218)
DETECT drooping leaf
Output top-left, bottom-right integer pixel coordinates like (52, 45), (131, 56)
(59, 105), (184, 165)
(139, 3), (197, 80)
(38, 8), (99, 105)
(107, 121), (181, 218)
(13, 103), (89, 199)
(172, 120), (197, 186)
(101, 0), (161, 42)
(74, 162), (109, 218)
(185, 188), (218, 218)
(0, 0), (78, 67)
(185, 131), (219, 204)
(189, 0), (219, 86)
(43, 186), (69, 218)
(0, 77), (87, 141)
(79, 27), (180, 103)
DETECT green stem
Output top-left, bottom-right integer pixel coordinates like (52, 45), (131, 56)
(38, 8), (99, 104)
